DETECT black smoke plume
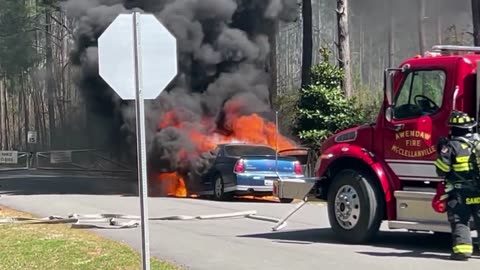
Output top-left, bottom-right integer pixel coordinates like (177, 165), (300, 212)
(63, 0), (299, 186)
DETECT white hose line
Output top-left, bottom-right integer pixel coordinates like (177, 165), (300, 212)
(197, 211), (257, 220)
(0, 210), (273, 229)
(245, 214), (281, 223)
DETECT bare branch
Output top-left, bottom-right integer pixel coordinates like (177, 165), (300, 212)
(49, 14), (74, 36)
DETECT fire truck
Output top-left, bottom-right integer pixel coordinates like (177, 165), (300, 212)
(273, 45), (480, 244)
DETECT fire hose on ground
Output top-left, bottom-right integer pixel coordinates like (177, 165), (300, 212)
(0, 209), (298, 230)
(0, 198), (311, 230)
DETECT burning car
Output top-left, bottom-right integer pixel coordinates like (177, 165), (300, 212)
(182, 143), (305, 202)
(68, 0), (303, 204)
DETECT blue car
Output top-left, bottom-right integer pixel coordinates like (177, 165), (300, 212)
(187, 143), (305, 203)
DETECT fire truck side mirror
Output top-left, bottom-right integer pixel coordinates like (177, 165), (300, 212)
(385, 106), (394, 122)
(384, 69), (394, 106)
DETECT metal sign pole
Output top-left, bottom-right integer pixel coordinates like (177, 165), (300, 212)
(275, 111), (281, 180)
(132, 11), (151, 270)
(99, 11), (177, 269)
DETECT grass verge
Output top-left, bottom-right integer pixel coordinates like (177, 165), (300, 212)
(0, 206), (182, 270)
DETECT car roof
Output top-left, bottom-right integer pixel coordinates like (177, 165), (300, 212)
(217, 143), (274, 148)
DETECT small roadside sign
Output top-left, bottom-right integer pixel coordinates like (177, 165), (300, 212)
(50, 151), (72, 164)
(0, 151), (18, 164)
(27, 131), (37, 144)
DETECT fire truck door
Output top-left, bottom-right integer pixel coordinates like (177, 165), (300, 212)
(383, 68), (451, 182)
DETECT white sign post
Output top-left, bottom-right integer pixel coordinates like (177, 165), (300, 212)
(27, 131), (37, 144)
(98, 11), (178, 270)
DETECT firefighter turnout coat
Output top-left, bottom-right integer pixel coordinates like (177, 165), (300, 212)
(435, 135), (480, 257)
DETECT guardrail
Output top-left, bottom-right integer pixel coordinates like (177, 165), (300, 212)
(0, 149), (135, 176)
(35, 149), (134, 173)
(0, 151), (31, 171)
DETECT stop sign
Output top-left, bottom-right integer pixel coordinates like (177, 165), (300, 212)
(98, 13), (178, 100)
(97, 12), (179, 270)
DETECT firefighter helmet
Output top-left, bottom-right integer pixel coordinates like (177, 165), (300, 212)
(448, 110), (477, 129)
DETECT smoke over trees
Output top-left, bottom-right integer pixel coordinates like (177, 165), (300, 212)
(62, 0), (300, 175)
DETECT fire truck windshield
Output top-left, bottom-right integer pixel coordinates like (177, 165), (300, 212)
(392, 70), (446, 119)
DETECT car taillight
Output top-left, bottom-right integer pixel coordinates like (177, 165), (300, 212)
(234, 159), (245, 173)
(294, 161), (303, 175)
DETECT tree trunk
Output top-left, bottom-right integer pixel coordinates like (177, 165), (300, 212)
(387, 0), (395, 67)
(0, 78), (5, 150)
(11, 89), (17, 149)
(436, 6), (442, 45)
(21, 73), (29, 152)
(3, 80), (10, 149)
(301, 0), (313, 88)
(45, 8), (56, 149)
(359, 19), (364, 80)
(472, 0), (480, 46)
(418, 0), (426, 53)
(336, 0), (353, 97)
(33, 89), (41, 149)
(18, 84), (23, 149)
(268, 20), (278, 107)
(59, 13), (67, 146)
(39, 89), (47, 147)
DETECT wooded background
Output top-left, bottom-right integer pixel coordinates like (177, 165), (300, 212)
(275, 0), (473, 96)
(0, 0), (476, 152)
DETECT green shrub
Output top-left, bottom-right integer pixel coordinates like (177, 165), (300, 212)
(293, 48), (370, 151)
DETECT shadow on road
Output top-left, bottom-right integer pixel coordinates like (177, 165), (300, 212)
(190, 196), (281, 204)
(0, 176), (138, 196)
(238, 228), (474, 261)
(0, 175), (283, 205)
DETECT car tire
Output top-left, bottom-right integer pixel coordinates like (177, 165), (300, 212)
(327, 168), (384, 244)
(279, 198), (294, 203)
(213, 174), (234, 201)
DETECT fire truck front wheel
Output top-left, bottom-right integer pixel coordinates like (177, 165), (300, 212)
(327, 168), (384, 244)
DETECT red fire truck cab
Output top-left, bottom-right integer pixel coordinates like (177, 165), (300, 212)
(274, 45), (480, 244)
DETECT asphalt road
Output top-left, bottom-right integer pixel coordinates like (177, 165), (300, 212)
(2, 175), (480, 270)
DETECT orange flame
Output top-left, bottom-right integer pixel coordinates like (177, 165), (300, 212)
(152, 109), (297, 198)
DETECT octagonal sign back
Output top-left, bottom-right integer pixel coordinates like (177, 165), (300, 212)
(98, 13), (178, 100)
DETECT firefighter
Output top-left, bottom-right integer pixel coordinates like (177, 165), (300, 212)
(434, 110), (480, 261)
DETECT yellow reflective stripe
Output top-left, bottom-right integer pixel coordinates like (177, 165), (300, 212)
(453, 244), (473, 254)
(440, 194), (449, 200)
(466, 197), (480, 205)
(453, 163), (470, 172)
(435, 159), (450, 172)
(445, 183), (454, 192)
(456, 156), (469, 163)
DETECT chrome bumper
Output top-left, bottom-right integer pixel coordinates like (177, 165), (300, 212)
(273, 177), (320, 199)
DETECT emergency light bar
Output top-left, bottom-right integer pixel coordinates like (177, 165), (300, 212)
(430, 45), (480, 55)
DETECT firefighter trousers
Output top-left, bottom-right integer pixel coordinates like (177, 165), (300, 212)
(447, 187), (480, 256)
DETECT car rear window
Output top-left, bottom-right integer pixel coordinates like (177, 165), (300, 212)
(224, 145), (277, 157)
